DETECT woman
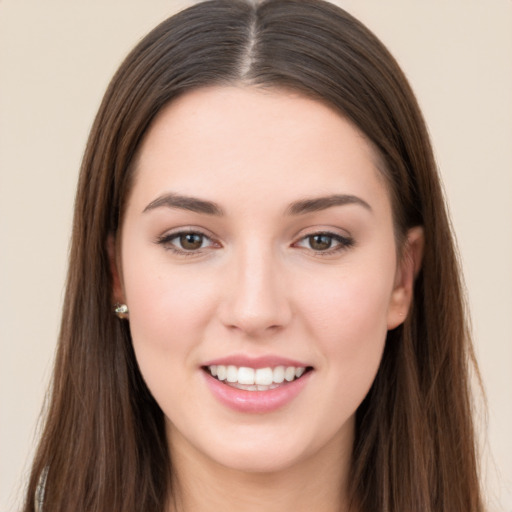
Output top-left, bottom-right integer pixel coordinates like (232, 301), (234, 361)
(23, 0), (484, 510)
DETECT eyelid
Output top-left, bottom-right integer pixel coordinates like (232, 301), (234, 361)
(292, 229), (355, 255)
(154, 225), (353, 257)
(154, 227), (221, 255)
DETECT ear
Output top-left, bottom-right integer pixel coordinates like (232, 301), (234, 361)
(107, 233), (125, 305)
(387, 226), (424, 330)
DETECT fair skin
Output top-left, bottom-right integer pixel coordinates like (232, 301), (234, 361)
(111, 86), (423, 512)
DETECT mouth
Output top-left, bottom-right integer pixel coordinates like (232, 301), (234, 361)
(203, 364), (313, 391)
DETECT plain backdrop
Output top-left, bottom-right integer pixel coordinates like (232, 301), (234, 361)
(1, 1), (511, 511)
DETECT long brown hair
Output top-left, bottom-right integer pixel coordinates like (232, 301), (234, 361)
(24, 1), (484, 510)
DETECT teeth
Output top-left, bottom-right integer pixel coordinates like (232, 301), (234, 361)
(237, 367), (255, 385)
(207, 364), (307, 386)
(216, 365), (227, 381)
(273, 366), (285, 383)
(226, 365), (238, 383)
(284, 366), (296, 382)
(255, 367), (273, 386)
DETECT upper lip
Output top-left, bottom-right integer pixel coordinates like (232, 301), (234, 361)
(202, 354), (311, 369)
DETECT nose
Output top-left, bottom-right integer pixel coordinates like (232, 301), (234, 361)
(219, 245), (292, 337)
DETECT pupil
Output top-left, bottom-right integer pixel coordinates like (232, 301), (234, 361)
(180, 233), (203, 250)
(310, 234), (332, 251)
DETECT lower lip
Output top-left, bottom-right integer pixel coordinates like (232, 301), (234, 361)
(203, 370), (312, 414)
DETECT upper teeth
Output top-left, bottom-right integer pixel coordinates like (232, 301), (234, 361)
(209, 365), (306, 386)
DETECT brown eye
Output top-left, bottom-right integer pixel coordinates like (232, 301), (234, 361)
(156, 230), (219, 255)
(294, 231), (354, 255)
(179, 233), (204, 250)
(308, 234), (333, 251)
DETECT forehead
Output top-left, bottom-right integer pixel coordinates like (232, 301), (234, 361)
(128, 85), (391, 215)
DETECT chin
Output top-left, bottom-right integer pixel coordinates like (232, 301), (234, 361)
(207, 441), (309, 474)
(169, 416), (353, 477)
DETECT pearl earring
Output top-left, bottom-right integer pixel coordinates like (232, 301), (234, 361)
(114, 303), (129, 319)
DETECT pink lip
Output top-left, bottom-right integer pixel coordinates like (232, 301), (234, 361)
(202, 369), (312, 414)
(202, 354), (309, 369)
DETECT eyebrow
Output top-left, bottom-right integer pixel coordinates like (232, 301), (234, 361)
(143, 193), (224, 215)
(142, 192), (372, 217)
(286, 194), (372, 215)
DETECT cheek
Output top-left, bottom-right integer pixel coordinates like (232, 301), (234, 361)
(122, 260), (221, 412)
(302, 260), (394, 336)
(121, 242), (218, 355)
(299, 260), (394, 387)
(129, 283), (217, 349)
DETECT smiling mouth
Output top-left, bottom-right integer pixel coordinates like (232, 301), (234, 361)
(203, 365), (313, 391)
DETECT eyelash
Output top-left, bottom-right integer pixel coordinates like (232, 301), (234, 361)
(155, 230), (354, 256)
(155, 230), (219, 256)
(293, 232), (355, 255)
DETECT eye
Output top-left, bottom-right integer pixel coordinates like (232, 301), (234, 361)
(307, 234), (335, 251)
(177, 232), (206, 250)
(294, 232), (354, 254)
(156, 230), (219, 254)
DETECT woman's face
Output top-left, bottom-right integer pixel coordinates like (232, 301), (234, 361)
(114, 86), (416, 474)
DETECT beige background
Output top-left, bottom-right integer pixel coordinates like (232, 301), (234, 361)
(1, 1), (511, 511)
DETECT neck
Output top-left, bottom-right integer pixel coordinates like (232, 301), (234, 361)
(166, 426), (355, 512)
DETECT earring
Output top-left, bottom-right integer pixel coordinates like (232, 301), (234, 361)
(114, 303), (129, 319)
